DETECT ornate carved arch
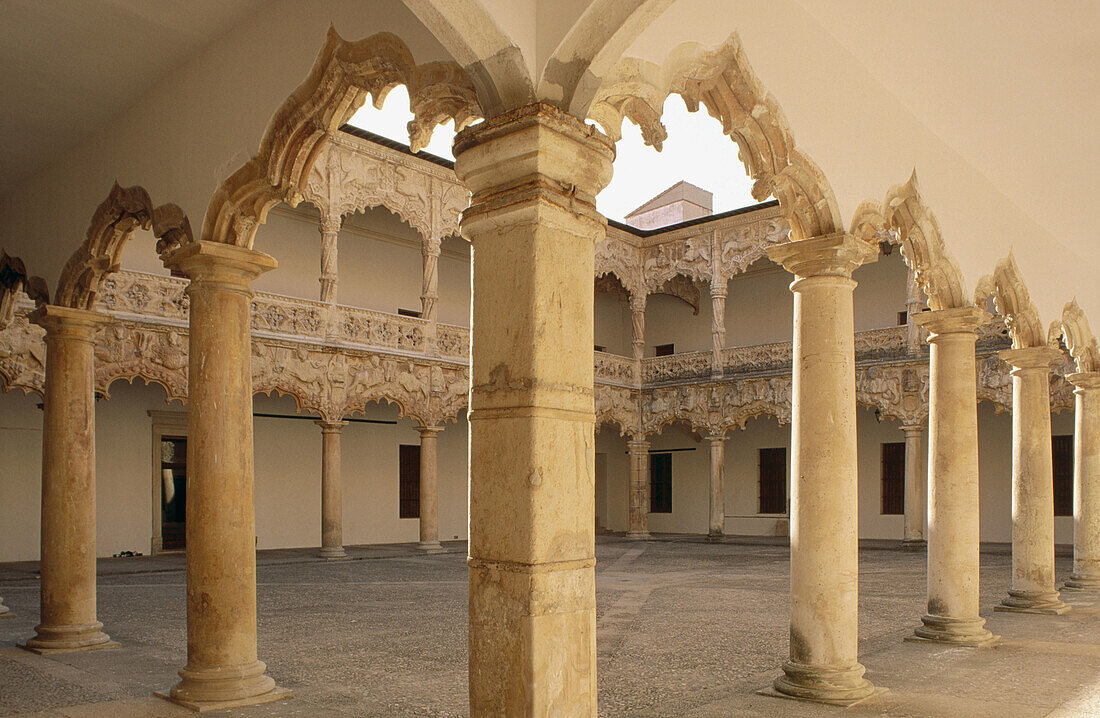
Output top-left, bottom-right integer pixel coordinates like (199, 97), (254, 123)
(589, 35), (843, 241)
(974, 254), (1047, 349)
(0, 251), (29, 330)
(884, 173), (969, 311)
(50, 183), (193, 310)
(1061, 300), (1100, 373)
(198, 29), (481, 249)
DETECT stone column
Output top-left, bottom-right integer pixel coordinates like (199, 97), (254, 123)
(421, 236), (442, 354)
(418, 425), (443, 552)
(995, 346), (1068, 613)
(317, 420), (347, 560)
(318, 213), (340, 304)
(1065, 372), (1100, 590)
(159, 241), (289, 710)
(908, 306), (996, 646)
(707, 433), (726, 538)
(630, 293), (646, 361)
(710, 280), (728, 376)
(901, 424), (926, 548)
(905, 268), (924, 355)
(766, 234), (878, 705)
(22, 305), (114, 654)
(454, 103), (613, 715)
(627, 437), (651, 539)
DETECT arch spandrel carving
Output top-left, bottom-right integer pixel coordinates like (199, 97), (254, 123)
(589, 35), (843, 241)
(884, 173), (969, 311)
(201, 29), (482, 249)
(973, 254), (1048, 350)
(1060, 300), (1100, 374)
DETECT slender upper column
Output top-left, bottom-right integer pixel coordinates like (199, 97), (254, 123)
(418, 425), (444, 551)
(630, 293), (646, 361)
(454, 103), (613, 716)
(996, 346), (1068, 613)
(707, 433), (726, 538)
(626, 437), (651, 539)
(159, 241), (289, 710)
(22, 305), (115, 654)
(319, 213), (340, 304)
(905, 268), (924, 355)
(901, 424), (926, 548)
(1066, 371), (1100, 590)
(421, 236), (442, 354)
(316, 420), (348, 560)
(908, 306), (996, 646)
(766, 233), (878, 705)
(710, 281), (728, 376)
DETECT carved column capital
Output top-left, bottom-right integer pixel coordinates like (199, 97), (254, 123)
(314, 419), (348, 433)
(418, 425), (443, 439)
(162, 240), (276, 291)
(766, 233), (878, 280)
(30, 305), (111, 342)
(998, 345), (1063, 373)
(911, 305), (989, 339)
(1068, 371), (1100, 392)
(627, 437), (650, 453)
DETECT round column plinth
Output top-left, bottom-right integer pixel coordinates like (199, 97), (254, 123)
(900, 539), (927, 551)
(22, 621), (115, 654)
(625, 531), (650, 540)
(164, 659), (291, 711)
(996, 589), (1069, 614)
(910, 614), (996, 646)
(318, 546), (347, 560)
(417, 541), (444, 553)
(772, 660), (875, 706)
(1063, 573), (1100, 591)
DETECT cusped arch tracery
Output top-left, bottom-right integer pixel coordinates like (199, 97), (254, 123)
(199, 29), (482, 250)
(1061, 300), (1100, 373)
(588, 34), (843, 242)
(974, 254), (1047, 350)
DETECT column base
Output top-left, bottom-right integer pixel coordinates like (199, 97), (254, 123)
(21, 622), (117, 654)
(995, 589), (1070, 614)
(900, 538), (926, 551)
(907, 615), (998, 647)
(318, 546), (347, 560)
(1063, 574), (1100, 591)
(625, 531), (651, 540)
(706, 531), (724, 542)
(764, 661), (878, 706)
(159, 660), (290, 712)
(417, 541), (445, 553)
(0, 602), (13, 618)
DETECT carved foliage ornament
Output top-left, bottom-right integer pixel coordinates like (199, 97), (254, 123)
(201, 29), (481, 249)
(0, 251), (29, 330)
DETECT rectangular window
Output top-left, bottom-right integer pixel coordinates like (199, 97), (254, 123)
(897, 310), (908, 326)
(1053, 434), (1073, 517)
(399, 444), (421, 519)
(160, 436), (187, 551)
(650, 453), (672, 513)
(397, 308), (422, 318)
(594, 344), (606, 353)
(759, 447), (787, 514)
(881, 442), (906, 515)
(655, 343), (675, 357)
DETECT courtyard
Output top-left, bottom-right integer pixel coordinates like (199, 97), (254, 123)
(1, 538), (1097, 717)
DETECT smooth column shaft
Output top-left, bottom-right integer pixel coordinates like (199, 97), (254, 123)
(318, 421), (346, 559)
(768, 234), (877, 705)
(902, 425), (925, 546)
(911, 307), (995, 645)
(627, 438), (650, 539)
(998, 348), (1066, 612)
(163, 241), (283, 709)
(25, 307), (112, 653)
(708, 435), (725, 537)
(418, 426), (442, 550)
(1067, 374), (1100, 589)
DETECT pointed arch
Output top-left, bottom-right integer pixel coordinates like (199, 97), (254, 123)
(197, 29), (482, 250)
(1061, 300), (1100, 373)
(973, 254), (1047, 349)
(588, 34), (843, 241)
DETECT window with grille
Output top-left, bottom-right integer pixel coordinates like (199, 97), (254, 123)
(399, 444), (420, 519)
(650, 453), (672, 513)
(1053, 435), (1073, 517)
(881, 442), (905, 515)
(759, 447), (787, 514)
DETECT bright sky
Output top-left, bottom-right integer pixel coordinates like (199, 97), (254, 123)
(346, 86), (762, 224)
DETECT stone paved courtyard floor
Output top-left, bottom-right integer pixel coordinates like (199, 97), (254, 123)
(2, 537), (1099, 716)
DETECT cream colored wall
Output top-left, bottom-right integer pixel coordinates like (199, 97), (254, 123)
(596, 427), (630, 532)
(853, 251), (909, 331)
(646, 424), (709, 535)
(723, 415), (791, 537)
(855, 410), (919, 540)
(594, 293), (631, 355)
(0, 390), (43, 561)
(645, 293), (711, 355)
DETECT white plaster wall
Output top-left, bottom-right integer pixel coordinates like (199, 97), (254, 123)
(0, 390), (43, 561)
